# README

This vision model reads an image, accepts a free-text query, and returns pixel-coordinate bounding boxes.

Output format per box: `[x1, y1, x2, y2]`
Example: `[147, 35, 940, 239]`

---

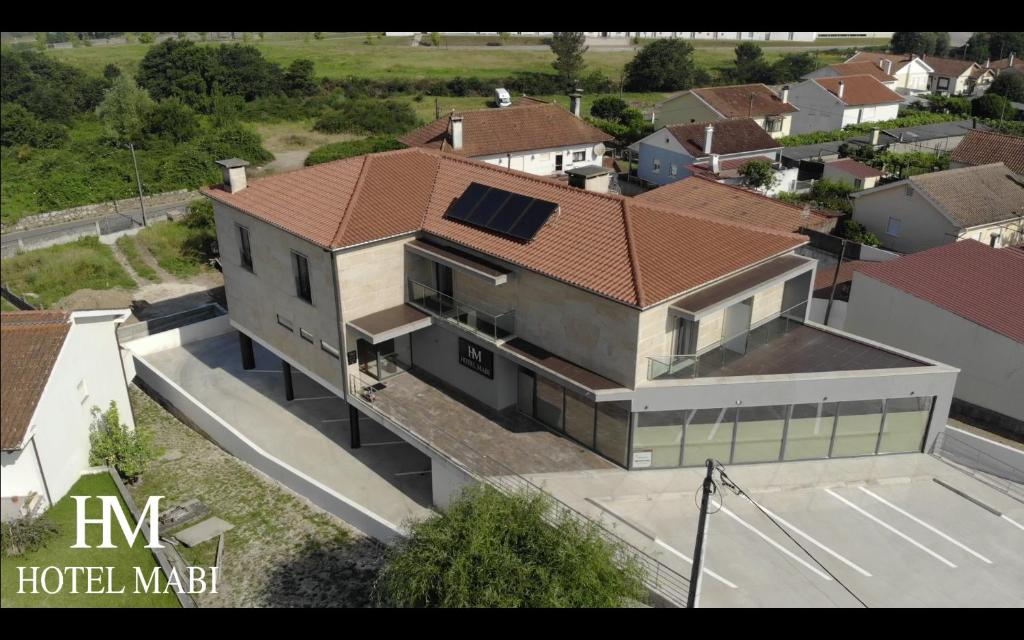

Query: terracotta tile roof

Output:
[1, 311, 71, 450]
[989, 57, 1024, 72]
[633, 176, 837, 233]
[854, 240, 1024, 343]
[919, 55, 983, 78]
[691, 84, 798, 118]
[846, 52, 918, 72]
[398, 100, 612, 158]
[905, 162, 1024, 228]
[665, 118, 780, 157]
[950, 130, 1024, 175]
[203, 148, 807, 309]
[814, 75, 904, 106]
[826, 62, 897, 83]
[827, 158, 884, 179]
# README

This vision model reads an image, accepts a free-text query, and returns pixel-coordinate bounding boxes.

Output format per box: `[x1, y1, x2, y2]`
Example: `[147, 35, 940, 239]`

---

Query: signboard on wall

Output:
[458, 338, 493, 379]
[632, 450, 653, 469]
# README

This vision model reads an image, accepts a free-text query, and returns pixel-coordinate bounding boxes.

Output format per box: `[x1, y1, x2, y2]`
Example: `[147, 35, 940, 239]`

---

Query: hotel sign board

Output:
[458, 338, 494, 379]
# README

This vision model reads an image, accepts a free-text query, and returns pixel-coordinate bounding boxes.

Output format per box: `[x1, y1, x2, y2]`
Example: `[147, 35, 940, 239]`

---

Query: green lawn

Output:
[1, 473, 180, 608]
[1, 297, 18, 311]
[136, 220, 214, 278]
[0, 236, 136, 307]
[115, 235, 160, 282]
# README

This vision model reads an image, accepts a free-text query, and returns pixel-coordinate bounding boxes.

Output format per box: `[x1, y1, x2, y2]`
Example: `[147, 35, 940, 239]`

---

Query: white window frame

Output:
[653, 157, 661, 174]
[886, 217, 902, 237]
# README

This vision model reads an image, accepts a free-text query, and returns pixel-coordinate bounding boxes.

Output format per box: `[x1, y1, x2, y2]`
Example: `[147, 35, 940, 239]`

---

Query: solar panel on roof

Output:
[444, 182, 558, 242]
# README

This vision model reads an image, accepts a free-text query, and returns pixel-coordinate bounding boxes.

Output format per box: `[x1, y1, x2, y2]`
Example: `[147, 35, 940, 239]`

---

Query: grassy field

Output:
[1, 473, 180, 608]
[115, 235, 160, 282]
[0, 236, 136, 307]
[136, 220, 213, 279]
[44, 35, 853, 81]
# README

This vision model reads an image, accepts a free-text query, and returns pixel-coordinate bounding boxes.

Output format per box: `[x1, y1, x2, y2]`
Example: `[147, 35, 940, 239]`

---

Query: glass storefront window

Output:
[878, 396, 932, 454]
[683, 408, 736, 467]
[634, 411, 685, 468]
[595, 401, 630, 467]
[535, 375, 564, 431]
[564, 388, 595, 448]
[784, 402, 836, 460]
[733, 405, 787, 463]
[832, 399, 884, 457]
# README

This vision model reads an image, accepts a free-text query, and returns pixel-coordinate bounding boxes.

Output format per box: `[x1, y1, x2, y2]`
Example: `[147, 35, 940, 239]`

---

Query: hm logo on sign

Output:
[72, 495, 164, 549]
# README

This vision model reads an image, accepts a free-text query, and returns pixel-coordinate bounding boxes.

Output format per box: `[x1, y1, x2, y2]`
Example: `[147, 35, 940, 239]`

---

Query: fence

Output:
[930, 429, 1024, 491]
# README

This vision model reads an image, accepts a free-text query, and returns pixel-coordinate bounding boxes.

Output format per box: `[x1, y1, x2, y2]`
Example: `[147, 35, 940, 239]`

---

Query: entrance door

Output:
[517, 367, 535, 417]
[555, 154, 563, 172]
[434, 263, 454, 299]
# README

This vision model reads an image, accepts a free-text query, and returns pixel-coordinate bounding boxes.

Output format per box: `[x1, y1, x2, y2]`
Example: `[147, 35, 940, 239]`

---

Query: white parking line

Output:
[711, 500, 832, 581]
[1001, 514, 1024, 532]
[858, 487, 993, 565]
[653, 539, 739, 589]
[826, 489, 957, 569]
[749, 500, 873, 577]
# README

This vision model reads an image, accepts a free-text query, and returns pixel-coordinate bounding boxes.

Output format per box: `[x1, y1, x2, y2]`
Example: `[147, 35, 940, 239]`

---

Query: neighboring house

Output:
[850, 162, 1024, 253]
[805, 61, 899, 90]
[986, 52, 1022, 75]
[398, 97, 612, 177]
[1, 309, 133, 521]
[822, 158, 884, 190]
[634, 118, 781, 186]
[685, 154, 801, 197]
[846, 240, 1024, 427]
[653, 84, 798, 138]
[787, 75, 904, 134]
[846, 51, 935, 94]
[917, 55, 995, 96]
[950, 129, 1024, 174]
[632, 175, 838, 233]
[200, 147, 955, 484]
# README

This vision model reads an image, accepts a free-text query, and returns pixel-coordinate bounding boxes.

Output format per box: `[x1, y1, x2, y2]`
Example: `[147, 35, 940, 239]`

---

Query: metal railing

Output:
[930, 430, 1024, 497]
[407, 279, 515, 342]
[648, 301, 808, 381]
[346, 367, 691, 607]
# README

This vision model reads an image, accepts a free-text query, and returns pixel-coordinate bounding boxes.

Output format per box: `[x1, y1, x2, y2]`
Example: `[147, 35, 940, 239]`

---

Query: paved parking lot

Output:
[535, 455, 1024, 607]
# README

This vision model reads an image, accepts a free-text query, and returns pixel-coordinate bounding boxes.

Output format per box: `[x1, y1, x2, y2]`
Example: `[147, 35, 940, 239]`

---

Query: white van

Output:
[494, 88, 512, 108]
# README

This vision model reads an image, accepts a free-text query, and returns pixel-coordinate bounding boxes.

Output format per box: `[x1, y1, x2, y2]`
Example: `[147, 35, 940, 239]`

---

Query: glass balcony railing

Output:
[407, 279, 515, 342]
[647, 301, 808, 381]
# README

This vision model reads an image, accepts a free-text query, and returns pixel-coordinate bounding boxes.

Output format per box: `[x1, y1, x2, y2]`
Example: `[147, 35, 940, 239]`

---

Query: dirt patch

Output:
[250, 121, 362, 176]
[127, 386, 387, 607]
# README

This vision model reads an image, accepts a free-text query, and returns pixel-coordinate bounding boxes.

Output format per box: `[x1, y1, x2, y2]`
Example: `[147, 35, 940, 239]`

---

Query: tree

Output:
[283, 58, 318, 97]
[95, 74, 154, 144]
[137, 39, 214, 107]
[144, 97, 200, 143]
[988, 70, 1024, 102]
[0, 103, 68, 148]
[498, 32, 511, 46]
[808, 178, 855, 215]
[624, 38, 708, 92]
[972, 92, 1015, 120]
[429, 32, 441, 47]
[103, 63, 122, 82]
[772, 52, 818, 83]
[731, 42, 774, 84]
[840, 220, 880, 247]
[890, 32, 949, 56]
[374, 485, 647, 608]
[550, 32, 588, 90]
[137, 32, 156, 45]
[739, 159, 779, 192]
[590, 95, 629, 121]
[965, 32, 1024, 63]
[34, 32, 47, 51]
[89, 401, 155, 482]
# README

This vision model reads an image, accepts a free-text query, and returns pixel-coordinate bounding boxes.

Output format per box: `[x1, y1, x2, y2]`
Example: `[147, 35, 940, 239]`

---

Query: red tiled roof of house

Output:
[827, 158, 884, 179]
[691, 84, 798, 118]
[989, 57, 1024, 72]
[919, 55, 983, 78]
[854, 240, 1024, 343]
[633, 175, 837, 233]
[1, 311, 71, 450]
[398, 100, 612, 158]
[846, 51, 917, 72]
[950, 130, 1024, 175]
[814, 259, 866, 292]
[903, 162, 1024, 228]
[202, 148, 806, 309]
[826, 62, 897, 83]
[665, 118, 780, 157]
[814, 75, 904, 106]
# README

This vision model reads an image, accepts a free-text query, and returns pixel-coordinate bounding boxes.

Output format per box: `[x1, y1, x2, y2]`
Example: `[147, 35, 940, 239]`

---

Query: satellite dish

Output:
[594, 143, 607, 156]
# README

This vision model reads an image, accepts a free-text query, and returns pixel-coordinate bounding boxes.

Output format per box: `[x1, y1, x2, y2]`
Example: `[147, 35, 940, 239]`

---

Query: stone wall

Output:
[3, 189, 197, 232]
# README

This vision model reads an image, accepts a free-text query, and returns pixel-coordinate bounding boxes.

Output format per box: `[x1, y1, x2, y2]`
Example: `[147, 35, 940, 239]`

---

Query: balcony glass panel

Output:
[682, 408, 735, 467]
[732, 405, 787, 463]
[407, 279, 514, 341]
[832, 399, 884, 457]
[784, 402, 837, 460]
[878, 396, 932, 453]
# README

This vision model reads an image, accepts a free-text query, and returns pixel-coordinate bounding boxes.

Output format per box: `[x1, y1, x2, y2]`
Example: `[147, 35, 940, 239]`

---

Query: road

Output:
[1, 197, 194, 257]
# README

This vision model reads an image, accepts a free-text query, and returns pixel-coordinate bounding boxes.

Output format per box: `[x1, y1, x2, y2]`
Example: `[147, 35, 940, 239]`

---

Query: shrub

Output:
[972, 92, 1015, 120]
[739, 159, 778, 191]
[590, 96, 629, 121]
[144, 97, 200, 143]
[989, 70, 1024, 102]
[1, 514, 59, 557]
[313, 99, 419, 135]
[183, 198, 215, 229]
[305, 136, 402, 166]
[374, 484, 647, 608]
[0, 103, 69, 148]
[840, 220, 881, 247]
[89, 401, 155, 482]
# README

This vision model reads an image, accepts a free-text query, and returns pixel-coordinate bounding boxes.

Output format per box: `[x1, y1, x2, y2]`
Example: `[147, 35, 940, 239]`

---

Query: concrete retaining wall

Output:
[121, 313, 232, 382]
[3, 189, 197, 232]
[129, 352, 405, 543]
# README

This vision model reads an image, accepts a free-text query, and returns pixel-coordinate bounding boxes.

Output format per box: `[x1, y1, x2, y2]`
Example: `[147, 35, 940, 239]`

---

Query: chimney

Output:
[569, 90, 582, 118]
[871, 128, 880, 146]
[882, 59, 893, 76]
[703, 123, 715, 155]
[781, 85, 790, 104]
[711, 153, 721, 174]
[215, 158, 249, 193]
[450, 115, 464, 151]
[985, 58, 991, 69]
[837, 80, 845, 100]
[1010, 52, 1016, 68]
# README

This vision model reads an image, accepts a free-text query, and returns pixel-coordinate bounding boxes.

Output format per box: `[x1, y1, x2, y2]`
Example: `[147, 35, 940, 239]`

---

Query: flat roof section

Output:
[347, 305, 432, 345]
[671, 255, 814, 316]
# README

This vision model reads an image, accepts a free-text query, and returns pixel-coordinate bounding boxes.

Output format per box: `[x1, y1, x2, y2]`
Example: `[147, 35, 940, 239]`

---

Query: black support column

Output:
[239, 333, 255, 370]
[349, 404, 361, 449]
[282, 360, 294, 401]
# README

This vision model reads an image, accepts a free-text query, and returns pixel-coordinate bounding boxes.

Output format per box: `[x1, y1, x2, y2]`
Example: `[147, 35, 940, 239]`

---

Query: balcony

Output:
[407, 278, 515, 342]
[648, 303, 925, 381]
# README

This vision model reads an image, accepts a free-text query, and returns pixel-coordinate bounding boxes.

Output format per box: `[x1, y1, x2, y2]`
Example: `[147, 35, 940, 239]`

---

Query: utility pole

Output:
[128, 142, 147, 227]
[687, 458, 715, 609]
